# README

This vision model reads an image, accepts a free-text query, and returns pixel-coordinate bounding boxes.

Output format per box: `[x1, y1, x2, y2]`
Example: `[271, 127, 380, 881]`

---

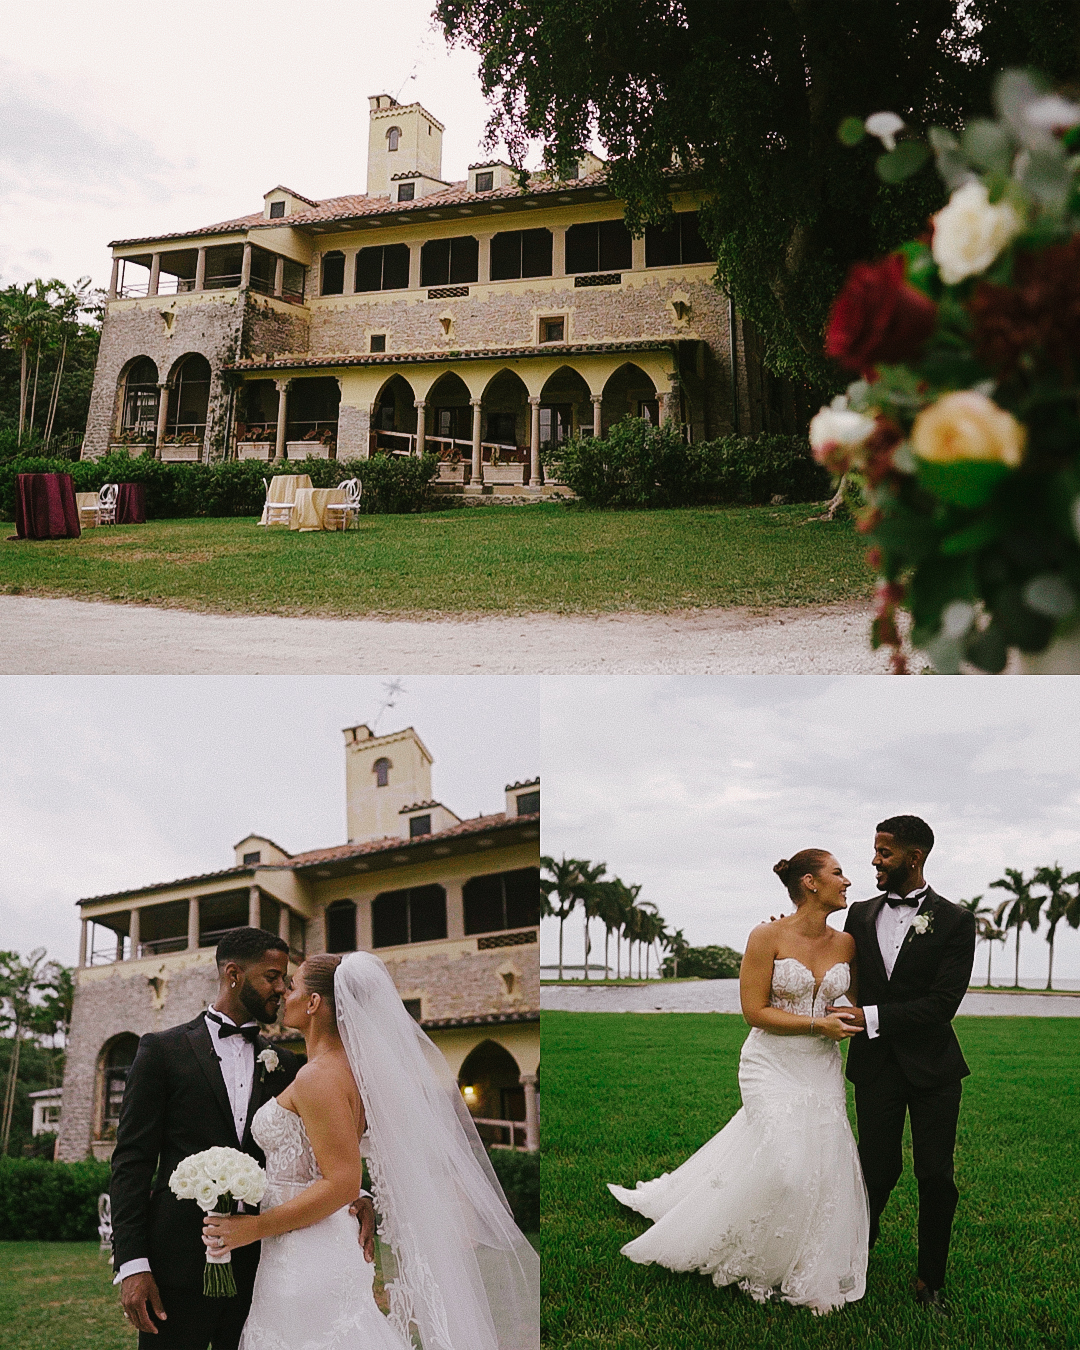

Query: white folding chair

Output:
[98, 1192, 113, 1256]
[262, 477, 294, 527]
[324, 478, 362, 531]
[96, 483, 118, 526]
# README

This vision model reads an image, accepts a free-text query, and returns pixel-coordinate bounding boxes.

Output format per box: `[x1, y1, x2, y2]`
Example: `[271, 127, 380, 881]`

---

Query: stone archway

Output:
[371, 374, 418, 454]
[457, 1038, 525, 1149]
[93, 1032, 140, 1158]
[600, 362, 659, 437]
[116, 356, 160, 445]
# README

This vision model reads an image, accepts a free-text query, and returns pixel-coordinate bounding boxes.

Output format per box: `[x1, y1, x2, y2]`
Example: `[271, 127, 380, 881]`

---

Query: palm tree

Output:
[990, 868, 1040, 988]
[662, 927, 690, 979]
[0, 948, 50, 1155]
[540, 855, 587, 982]
[593, 879, 628, 981]
[0, 283, 54, 445]
[576, 860, 608, 981]
[959, 895, 992, 986]
[1033, 864, 1073, 991]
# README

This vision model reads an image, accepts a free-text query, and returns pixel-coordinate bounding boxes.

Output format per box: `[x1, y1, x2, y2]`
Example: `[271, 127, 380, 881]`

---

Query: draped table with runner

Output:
[75, 492, 99, 528]
[14, 473, 81, 539]
[259, 474, 312, 526]
[116, 483, 147, 523]
[290, 487, 347, 531]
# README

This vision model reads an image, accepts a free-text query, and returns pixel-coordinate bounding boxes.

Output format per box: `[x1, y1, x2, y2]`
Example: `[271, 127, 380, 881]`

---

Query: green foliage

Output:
[486, 1148, 539, 1232]
[0, 1158, 111, 1241]
[547, 420, 831, 509]
[437, 0, 1080, 385]
[660, 945, 743, 980]
[0, 1040, 64, 1160]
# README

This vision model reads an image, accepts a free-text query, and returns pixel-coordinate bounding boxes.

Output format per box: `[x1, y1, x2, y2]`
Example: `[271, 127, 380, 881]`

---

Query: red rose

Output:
[825, 254, 938, 374]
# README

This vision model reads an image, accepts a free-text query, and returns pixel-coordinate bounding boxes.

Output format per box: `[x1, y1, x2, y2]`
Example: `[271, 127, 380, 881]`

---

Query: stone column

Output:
[467, 397, 483, 492]
[274, 257, 284, 298]
[660, 385, 679, 424]
[631, 233, 646, 272]
[521, 1073, 539, 1152]
[274, 380, 291, 460]
[78, 919, 88, 968]
[148, 253, 161, 297]
[590, 392, 603, 438]
[195, 247, 207, 291]
[155, 383, 170, 458]
[128, 907, 140, 960]
[408, 241, 421, 291]
[343, 250, 356, 297]
[527, 396, 541, 492]
[356, 897, 373, 951]
[240, 242, 253, 290]
[278, 904, 291, 946]
[477, 234, 492, 283]
[414, 400, 427, 457]
[248, 886, 260, 929]
[552, 227, 567, 278]
[187, 898, 200, 951]
[108, 257, 120, 300]
[444, 881, 465, 940]
[115, 931, 125, 962]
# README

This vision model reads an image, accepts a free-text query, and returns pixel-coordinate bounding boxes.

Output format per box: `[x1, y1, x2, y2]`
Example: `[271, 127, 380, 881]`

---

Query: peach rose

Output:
[911, 390, 1026, 467]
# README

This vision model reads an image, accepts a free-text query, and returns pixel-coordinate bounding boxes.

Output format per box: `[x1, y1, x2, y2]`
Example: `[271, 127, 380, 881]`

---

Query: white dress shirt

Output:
[116, 1006, 258, 1284]
[864, 886, 928, 1040]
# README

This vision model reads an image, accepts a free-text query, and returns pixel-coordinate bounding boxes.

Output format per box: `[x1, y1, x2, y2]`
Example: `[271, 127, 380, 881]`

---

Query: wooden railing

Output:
[472, 1118, 529, 1151]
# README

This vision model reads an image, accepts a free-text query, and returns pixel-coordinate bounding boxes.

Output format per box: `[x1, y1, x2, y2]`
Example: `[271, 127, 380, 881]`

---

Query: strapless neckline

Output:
[773, 956, 849, 998]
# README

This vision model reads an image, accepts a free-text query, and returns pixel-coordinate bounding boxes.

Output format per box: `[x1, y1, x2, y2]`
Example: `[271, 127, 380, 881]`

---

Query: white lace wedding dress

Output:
[608, 959, 869, 1315]
[239, 1098, 409, 1350]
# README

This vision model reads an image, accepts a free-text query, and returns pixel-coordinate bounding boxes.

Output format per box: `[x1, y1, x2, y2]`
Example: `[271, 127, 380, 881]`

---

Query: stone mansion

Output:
[82, 93, 804, 490]
[57, 725, 540, 1162]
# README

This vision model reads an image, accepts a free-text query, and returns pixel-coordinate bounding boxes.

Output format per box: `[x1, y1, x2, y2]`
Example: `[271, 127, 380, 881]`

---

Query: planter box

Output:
[286, 441, 332, 460]
[160, 443, 202, 462]
[238, 442, 273, 460]
[484, 463, 527, 486]
[437, 462, 468, 483]
[108, 444, 152, 456]
[91, 1140, 116, 1162]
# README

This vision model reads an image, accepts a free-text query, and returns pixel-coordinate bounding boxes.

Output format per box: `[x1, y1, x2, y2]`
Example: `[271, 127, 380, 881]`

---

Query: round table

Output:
[14, 473, 81, 539]
[290, 487, 348, 531]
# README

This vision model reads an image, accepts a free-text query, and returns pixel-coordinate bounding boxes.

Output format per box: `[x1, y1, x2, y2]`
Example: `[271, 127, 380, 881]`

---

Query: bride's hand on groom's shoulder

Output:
[348, 1195, 376, 1263]
[203, 1211, 262, 1255]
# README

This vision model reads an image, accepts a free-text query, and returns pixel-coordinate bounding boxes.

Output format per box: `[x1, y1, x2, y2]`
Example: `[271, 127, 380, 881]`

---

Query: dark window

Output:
[474, 171, 494, 193]
[486, 411, 517, 444]
[565, 219, 633, 274]
[387, 127, 400, 151]
[402, 998, 422, 1021]
[645, 211, 714, 268]
[516, 790, 540, 815]
[243, 851, 261, 865]
[325, 899, 357, 954]
[539, 316, 564, 344]
[370, 334, 386, 353]
[420, 236, 479, 287]
[268, 201, 285, 219]
[539, 405, 572, 447]
[639, 399, 660, 424]
[102, 1034, 140, 1134]
[122, 357, 160, 437]
[321, 251, 345, 295]
[409, 814, 432, 838]
[374, 757, 391, 787]
[282, 259, 305, 302]
[356, 244, 411, 292]
[372, 885, 447, 947]
[398, 182, 415, 202]
[490, 229, 552, 281]
[463, 868, 541, 935]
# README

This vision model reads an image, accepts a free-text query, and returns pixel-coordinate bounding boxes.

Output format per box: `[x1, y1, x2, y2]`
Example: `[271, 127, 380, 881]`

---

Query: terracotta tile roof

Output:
[422, 1010, 539, 1029]
[290, 810, 537, 868]
[109, 212, 267, 249]
[266, 185, 321, 207]
[79, 864, 256, 906]
[226, 339, 675, 373]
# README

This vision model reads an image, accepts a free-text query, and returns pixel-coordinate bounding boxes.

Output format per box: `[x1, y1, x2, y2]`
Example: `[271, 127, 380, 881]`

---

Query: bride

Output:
[203, 951, 539, 1350]
[608, 849, 870, 1315]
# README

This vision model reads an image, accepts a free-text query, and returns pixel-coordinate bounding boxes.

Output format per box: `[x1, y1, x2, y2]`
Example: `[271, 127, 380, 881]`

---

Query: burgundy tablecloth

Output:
[14, 473, 81, 540]
[116, 482, 146, 524]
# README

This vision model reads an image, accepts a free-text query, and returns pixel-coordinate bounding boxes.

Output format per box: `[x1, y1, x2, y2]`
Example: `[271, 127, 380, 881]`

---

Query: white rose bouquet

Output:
[169, 1146, 267, 1297]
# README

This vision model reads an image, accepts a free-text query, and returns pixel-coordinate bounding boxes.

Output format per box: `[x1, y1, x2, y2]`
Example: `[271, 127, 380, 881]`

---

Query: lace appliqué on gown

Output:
[238, 1099, 408, 1350]
[608, 960, 869, 1316]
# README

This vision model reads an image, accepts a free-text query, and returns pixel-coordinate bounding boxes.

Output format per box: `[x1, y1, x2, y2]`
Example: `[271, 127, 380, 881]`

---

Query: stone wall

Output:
[381, 941, 539, 1024]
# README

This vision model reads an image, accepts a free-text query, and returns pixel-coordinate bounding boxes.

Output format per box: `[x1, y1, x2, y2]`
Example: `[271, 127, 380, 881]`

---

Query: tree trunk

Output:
[584, 915, 591, 981]
[1014, 927, 1020, 988]
[986, 942, 992, 988]
[1, 1024, 23, 1156]
[28, 344, 41, 435]
[558, 917, 564, 981]
[45, 336, 68, 446]
[604, 929, 610, 981]
[18, 345, 28, 444]
[1047, 932, 1055, 991]
[818, 473, 848, 521]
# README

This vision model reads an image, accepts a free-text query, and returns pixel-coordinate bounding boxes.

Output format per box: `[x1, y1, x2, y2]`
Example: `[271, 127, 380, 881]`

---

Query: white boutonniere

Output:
[257, 1048, 279, 1079]
[912, 912, 933, 936]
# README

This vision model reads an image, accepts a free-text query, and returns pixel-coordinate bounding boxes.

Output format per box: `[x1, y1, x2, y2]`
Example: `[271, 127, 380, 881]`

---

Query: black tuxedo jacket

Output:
[843, 889, 976, 1091]
[110, 1012, 300, 1288]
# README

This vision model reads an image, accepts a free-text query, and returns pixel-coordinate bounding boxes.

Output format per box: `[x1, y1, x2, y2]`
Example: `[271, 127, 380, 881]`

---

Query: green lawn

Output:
[0, 1242, 135, 1350]
[0, 504, 872, 616]
[541, 1013, 1079, 1350]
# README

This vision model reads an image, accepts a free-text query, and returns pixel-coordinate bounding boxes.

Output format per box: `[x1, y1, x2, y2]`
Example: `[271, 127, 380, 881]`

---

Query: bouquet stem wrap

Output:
[203, 1197, 238, 1298]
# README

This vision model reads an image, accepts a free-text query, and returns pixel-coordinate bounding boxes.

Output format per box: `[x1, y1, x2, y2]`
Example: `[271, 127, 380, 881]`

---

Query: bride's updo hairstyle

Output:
[300, 953, 343, 1028]
[773, 849, 833, 903]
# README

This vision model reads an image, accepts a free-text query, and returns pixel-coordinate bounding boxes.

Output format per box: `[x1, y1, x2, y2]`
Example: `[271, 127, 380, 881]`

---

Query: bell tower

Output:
[343, 724, 434, 843]
[366, 94, 446, 199]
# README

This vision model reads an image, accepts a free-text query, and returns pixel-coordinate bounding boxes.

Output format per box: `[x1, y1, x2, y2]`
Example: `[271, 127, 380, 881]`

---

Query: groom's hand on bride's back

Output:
[349, 1195, 376, 1263]
[120, 1271, 166, 1334]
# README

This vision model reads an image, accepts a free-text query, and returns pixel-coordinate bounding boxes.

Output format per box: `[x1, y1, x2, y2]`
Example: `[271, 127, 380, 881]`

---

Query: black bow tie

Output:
[208, 1013, 261, 1044]
[886, 891, 926, 909]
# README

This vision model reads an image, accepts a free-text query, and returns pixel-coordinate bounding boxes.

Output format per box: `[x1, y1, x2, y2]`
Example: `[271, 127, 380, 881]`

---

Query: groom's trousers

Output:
[854, 1058, 962, 1291]
[138, 1253, 258, 1350]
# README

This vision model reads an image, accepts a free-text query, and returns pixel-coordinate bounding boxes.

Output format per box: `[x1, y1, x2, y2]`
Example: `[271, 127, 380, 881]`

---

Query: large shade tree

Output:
[437, 0, 1080, 385]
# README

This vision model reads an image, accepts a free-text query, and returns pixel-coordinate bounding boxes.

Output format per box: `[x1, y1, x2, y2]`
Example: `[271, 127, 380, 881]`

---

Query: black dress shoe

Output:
[915, 1286, 949, 1317]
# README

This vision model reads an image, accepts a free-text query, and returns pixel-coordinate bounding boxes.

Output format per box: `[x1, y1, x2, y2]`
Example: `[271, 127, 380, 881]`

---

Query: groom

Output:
[111, 927, 375, 1349]
[828, 815, 976, 1317]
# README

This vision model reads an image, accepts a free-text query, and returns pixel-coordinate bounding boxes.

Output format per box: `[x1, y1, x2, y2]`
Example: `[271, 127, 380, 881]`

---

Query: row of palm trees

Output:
[962, 864, 1080, 990]
[540, 855, 689, 981]
[0, 277, 96, 447]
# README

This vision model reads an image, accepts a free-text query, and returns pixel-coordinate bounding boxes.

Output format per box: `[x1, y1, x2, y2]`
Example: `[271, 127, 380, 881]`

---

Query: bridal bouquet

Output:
[169, 1146, 267, 1296]
[813, 70, 1080, 673]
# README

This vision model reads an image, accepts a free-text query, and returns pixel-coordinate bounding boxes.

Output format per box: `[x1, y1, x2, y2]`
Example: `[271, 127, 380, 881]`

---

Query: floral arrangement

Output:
[912, 913, 933, 936]
[812, 70, 1080, 673]
[169, 1146, 266, 1296]
[256, 1048, 279, 1079]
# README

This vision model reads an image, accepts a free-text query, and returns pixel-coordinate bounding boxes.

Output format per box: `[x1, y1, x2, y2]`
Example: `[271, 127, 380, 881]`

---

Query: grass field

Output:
[541, 1013, 1079, 1350]
[0, 504, 872, 616]
[0, 1242, 135, 1350]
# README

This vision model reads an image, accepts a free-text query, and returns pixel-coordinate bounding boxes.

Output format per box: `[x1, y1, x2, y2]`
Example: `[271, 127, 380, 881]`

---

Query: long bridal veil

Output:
[334, 952, 540, 1350]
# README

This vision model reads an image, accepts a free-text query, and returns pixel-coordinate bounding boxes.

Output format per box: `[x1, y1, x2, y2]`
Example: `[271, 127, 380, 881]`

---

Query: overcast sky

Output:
[0, 676, 538, 967]
[1, 0, 549, 291]
[541, 677, 1080, 985]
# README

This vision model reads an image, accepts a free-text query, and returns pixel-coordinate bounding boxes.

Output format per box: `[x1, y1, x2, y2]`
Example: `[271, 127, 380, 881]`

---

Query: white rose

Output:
[257, 1049, 280, 1074]
[194, 1178, 221, 1211]
[809, 398, 877, 455]
[931, 180, 1023, 285]
[912, 915, 930, 935]
[169, 1164, 197, 1200]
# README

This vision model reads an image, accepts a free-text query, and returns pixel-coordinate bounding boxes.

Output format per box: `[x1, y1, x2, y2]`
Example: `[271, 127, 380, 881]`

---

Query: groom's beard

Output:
[239, 982, 278, 1026]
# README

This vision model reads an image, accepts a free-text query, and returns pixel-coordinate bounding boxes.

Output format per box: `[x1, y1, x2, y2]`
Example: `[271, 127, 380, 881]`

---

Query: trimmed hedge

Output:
[544, 418, 831, 509]
[487, 1148, 539, 1233]
[0, 451, 439, 521]
[0, 1157, 111, 1241]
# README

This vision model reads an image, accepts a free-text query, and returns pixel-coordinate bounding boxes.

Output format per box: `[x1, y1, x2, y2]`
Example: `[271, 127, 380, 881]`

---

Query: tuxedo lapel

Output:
[242, 1035, 272, 1145]
[861, 895, 891, 988]
[888, 890, 937, 982]
[185, 1016, 240, 1146]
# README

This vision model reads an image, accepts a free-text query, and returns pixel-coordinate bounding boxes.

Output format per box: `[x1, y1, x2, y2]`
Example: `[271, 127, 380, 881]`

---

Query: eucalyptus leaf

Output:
[925, 634, 963, 674]
[962, 119, 1013, 173]
[1022, 573, 1076, 619]
[876, 141, 930, 183]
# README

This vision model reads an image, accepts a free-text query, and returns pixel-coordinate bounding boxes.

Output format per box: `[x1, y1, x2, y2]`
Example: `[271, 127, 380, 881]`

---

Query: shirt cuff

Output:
[114, 1257, 151, 1285]
[864, 1005, 880, 1039]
